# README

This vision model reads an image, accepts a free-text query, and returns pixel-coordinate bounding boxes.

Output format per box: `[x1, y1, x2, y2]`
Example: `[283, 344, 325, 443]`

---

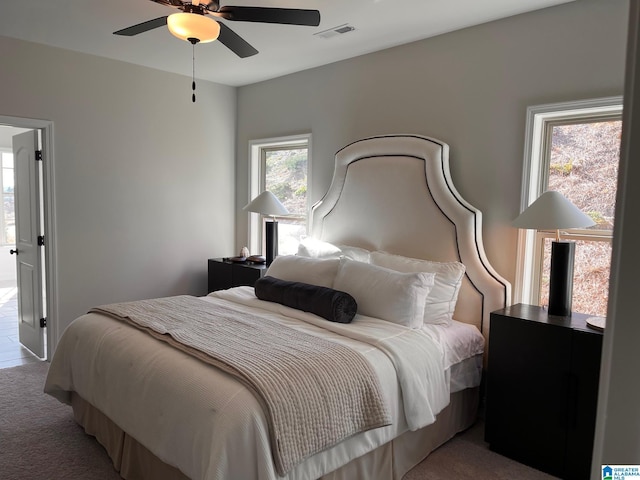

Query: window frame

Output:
[515, 96, 623, 305]
[247, 133, 312, 256]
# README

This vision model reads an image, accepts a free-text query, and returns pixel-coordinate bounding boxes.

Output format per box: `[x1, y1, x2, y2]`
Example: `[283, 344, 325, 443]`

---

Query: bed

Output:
[45, 134, 511, 480]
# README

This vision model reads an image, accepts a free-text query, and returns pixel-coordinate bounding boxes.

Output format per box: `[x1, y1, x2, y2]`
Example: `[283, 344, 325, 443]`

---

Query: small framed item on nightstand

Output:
[208, 258, 267, 293]
[485, 303, 603, 480]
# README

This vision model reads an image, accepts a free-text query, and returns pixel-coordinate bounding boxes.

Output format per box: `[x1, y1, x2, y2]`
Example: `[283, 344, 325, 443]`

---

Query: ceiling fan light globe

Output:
[167, 13, 220, 43]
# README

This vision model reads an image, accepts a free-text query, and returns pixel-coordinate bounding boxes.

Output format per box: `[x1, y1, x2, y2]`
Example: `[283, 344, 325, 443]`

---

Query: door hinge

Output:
[35, 150, 43, 161]
[37, 235, 45, 246]
[40, 318, 47, 328]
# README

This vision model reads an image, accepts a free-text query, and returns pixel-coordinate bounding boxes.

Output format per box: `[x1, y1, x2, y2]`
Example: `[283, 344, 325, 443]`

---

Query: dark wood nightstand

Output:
[485, 303, 603, 480]
[207, 258, 267, 293]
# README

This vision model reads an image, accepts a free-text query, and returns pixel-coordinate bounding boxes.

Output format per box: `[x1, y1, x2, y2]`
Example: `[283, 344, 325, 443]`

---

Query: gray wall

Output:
[0, 35, 237, 344]
[235, 0, 628, 289]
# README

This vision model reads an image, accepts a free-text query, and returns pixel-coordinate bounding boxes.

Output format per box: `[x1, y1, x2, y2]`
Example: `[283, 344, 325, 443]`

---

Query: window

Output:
[0, 151, 15, 246]
[248, 134, 311, 256]
[517, 97, 622, 317]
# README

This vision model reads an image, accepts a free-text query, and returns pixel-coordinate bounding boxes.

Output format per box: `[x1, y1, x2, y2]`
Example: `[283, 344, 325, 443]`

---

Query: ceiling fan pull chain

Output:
[192, 40, 196, 103]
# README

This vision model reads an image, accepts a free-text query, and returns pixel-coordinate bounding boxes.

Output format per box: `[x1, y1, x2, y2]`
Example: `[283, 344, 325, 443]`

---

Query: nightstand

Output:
[207, 258, 267, 293]
[485, 303, 603, 480]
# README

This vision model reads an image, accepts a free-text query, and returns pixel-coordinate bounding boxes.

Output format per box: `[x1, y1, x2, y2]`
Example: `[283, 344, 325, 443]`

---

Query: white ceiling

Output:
[1, 0, 573, 87]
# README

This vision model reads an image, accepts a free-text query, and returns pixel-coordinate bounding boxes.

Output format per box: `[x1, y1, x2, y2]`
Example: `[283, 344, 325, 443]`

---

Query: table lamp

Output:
[512, 190, 595, 316]
[243, 191, 289, 265]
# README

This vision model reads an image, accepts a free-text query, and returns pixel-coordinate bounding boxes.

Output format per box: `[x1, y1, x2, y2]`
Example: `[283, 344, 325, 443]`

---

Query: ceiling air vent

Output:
[314, 24, 356, 40]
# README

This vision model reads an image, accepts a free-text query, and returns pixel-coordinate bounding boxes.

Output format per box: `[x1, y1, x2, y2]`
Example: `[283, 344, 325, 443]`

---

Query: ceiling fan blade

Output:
[149, 0, 184, 7]
[113, 16, 168, 36]
[217, 22, 259, 58]
[216, 6, 320, 26]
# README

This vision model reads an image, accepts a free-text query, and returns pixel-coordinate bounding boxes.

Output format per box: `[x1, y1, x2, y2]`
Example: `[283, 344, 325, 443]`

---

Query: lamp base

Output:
[265, 220, 278, 266]
[548, 241, 575, 317]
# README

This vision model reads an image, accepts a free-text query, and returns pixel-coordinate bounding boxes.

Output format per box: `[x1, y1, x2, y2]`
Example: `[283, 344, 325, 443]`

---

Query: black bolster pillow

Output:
[254, 276, 358, 324]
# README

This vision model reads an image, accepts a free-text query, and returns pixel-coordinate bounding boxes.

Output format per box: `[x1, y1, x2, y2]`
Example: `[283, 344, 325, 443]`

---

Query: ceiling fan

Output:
[113, 0, 321, 58]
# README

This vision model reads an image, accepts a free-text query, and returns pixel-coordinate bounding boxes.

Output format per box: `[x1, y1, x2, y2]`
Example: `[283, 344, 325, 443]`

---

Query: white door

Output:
[12, 130, 45, 358]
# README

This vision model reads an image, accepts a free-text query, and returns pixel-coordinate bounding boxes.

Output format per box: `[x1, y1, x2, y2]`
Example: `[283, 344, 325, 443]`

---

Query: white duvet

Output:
[45, 287, 469, 480]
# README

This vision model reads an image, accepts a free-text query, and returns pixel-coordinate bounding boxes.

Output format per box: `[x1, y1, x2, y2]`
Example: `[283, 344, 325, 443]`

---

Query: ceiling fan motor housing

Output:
[203, 1, 220, 12]
[183, 3, 206, 15]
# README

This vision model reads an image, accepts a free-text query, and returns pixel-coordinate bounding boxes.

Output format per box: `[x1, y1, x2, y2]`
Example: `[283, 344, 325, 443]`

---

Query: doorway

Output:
[0, 130, 38, 368]
[0, 117, 56, 368]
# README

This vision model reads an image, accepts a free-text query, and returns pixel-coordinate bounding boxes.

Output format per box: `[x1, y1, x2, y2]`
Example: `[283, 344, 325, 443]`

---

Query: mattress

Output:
[421, 319, 485, 392]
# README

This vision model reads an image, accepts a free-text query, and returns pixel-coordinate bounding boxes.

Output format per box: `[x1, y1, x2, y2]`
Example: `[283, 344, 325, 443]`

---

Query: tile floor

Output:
[0, 286, 42, 369]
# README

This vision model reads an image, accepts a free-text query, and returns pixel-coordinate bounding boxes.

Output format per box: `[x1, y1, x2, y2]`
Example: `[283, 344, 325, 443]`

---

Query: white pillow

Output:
[297, 237, 371, 263]
[333, 258, 435, 329]
[296, 237, 342, 258]
[370, 251, 466, 325]
[266, 255, 340, 288]
[338, 245, 371, 263]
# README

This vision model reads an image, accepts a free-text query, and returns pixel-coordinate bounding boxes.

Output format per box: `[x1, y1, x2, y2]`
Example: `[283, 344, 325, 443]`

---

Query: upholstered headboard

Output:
[310, 135, 511, 340]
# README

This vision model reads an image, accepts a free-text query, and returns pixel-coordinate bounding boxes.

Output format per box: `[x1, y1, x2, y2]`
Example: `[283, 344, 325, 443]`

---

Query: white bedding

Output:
[421, 319, 485, 370]
[421, 319, 485, 393]
[45, 287, 479, 480]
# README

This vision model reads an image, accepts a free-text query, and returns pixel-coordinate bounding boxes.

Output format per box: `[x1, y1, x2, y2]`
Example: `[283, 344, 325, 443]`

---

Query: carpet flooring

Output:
[0, 362, 558, 480]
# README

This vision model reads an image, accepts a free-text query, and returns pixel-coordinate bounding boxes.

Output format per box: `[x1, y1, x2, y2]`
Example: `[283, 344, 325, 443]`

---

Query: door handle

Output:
[9, 249, 18, 255]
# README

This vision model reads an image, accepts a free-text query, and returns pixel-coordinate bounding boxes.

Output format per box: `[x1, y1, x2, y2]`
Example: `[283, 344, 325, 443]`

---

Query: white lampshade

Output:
[512, 191, 595, 231]
[167, 13, 220, 43]
[243, 191, 290, 217]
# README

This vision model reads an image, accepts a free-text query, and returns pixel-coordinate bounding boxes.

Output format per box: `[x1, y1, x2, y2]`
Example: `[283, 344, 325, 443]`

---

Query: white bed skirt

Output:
[71, 386, 479, 480]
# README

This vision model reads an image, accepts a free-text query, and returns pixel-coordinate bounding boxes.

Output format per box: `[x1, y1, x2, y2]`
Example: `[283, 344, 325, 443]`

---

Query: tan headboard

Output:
[310, 135, 511, 340]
